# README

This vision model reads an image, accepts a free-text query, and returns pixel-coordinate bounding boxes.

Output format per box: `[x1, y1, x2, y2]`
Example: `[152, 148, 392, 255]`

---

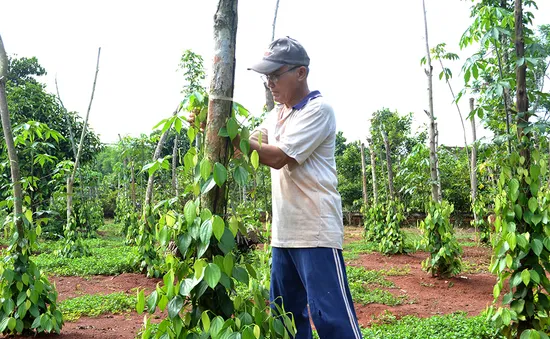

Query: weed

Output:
[59, 292, 136, 322]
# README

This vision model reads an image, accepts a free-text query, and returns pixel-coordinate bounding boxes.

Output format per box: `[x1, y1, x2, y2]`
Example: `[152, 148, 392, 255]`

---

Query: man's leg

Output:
[291, 247, 362, 339]
[270, 247, 312, 339]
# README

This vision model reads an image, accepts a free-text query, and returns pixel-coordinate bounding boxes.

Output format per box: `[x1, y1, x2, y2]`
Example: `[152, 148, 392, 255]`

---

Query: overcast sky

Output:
[1, 0, 549, 146]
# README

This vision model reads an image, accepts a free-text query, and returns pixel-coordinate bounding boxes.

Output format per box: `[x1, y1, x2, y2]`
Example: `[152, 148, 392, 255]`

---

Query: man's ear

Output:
[297, 66, 308, 80]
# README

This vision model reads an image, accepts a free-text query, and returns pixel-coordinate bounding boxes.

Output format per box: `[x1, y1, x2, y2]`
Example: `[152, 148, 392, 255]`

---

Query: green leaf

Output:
[530, 270, 541, 284]
[522, 269, 531, 286]
[509, 178, 520, 198]
[223, 254, 234, 276]
[229, 216, 239, 237]
[200, 159, 212, 181]
[219, 228, 236, 254]
[137, 290, 145, 314]
[168, 295, 184, 319]
[543, 237, 550, 251]
[532, 238, 544, 256]
[232, 266, 249, 285]
[234, 166, 249, 186]
[147, 291, 158, 314]
[3, 269, 14, 283]
[179, 278, 199, 297]
[212, 216, 225, 241]
[184, 200, 197, 226]
[506, 233, 517, 251]
[519, 329, 540, 339]
[205, 264, 222, 289]
[227, 118, 238, 140]
[202, 311, 211, 332]
[251, 150, 259, 170]
[501, 308, 511, 325]
[528, 197, 538, 213]
[159, 226, 170, 247]
[3, 298, 14, 314]
[200, 219, 213, 244]
[240, 139, 251, 156]
[218, 127, 229, 137]
[177, 234, 192, 257]
[7, 317, 16, 331]
[505, 254, 513, 268]
[201, 177, 217, 195]
[187, 126, 197, 143]
[530, 164, 540, 181]
[213, 163, 227, 187]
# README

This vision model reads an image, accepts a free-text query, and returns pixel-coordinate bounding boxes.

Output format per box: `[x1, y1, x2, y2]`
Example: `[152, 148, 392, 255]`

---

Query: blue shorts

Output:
[270, 247, 362, 339]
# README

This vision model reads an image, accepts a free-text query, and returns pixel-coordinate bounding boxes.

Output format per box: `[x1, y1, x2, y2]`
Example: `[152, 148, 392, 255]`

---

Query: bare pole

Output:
[367, 137, 378, 205]
[469, 98, 478, 223]
[360, 142, 368, 208]
[67, 47, 101, 224]
[422, 0, 442, 202]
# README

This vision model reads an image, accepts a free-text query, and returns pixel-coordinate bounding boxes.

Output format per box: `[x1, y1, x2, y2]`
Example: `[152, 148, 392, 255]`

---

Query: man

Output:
[244, 37, 362, 339]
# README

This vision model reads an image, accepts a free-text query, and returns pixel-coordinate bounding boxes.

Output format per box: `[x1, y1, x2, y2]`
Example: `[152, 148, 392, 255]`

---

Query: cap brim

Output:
[247, 59, 284, 74]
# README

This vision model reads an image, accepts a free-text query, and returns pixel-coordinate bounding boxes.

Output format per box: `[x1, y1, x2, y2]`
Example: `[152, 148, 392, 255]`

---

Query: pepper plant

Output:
[136, 91, 295, 338]
[419, 200, 462, 278]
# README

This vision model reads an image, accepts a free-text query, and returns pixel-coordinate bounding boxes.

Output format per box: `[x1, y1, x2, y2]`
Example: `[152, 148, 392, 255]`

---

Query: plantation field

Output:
[1, 222, 502, 339]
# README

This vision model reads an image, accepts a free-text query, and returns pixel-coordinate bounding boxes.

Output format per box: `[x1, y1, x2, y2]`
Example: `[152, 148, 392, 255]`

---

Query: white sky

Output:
[1, 0, 549, 146]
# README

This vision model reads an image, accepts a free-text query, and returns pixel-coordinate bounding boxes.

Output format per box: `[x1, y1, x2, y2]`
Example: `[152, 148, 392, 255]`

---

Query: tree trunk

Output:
[469, 98, 478, 222]
[203, 0, 238, 216]
[500, 0, 513, 154]
[380, 128, 395, 201]
[515, 0, 531, 224]
[367, 138, 378, 205]
[67, 47, 101, 223]
[360, 143, 368, 208]
[422, 0, 441, 203]
[0, 35, 24, 240]
[171, 134, 179, 197]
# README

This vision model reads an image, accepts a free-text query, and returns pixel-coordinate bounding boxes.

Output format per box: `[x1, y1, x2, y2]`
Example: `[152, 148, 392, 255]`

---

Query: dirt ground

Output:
[3, 227, 497, 339]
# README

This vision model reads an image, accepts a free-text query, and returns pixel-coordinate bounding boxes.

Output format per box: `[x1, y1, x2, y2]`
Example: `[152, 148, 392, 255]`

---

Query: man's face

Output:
[264, 65, 300, 105]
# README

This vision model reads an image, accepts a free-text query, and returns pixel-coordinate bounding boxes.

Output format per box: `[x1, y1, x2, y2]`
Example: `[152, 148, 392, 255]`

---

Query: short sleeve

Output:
[275, 101, 335, 165]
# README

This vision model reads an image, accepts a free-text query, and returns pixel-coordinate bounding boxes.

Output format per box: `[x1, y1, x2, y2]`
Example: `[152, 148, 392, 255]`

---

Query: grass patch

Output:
[379, 265, 410, 276]
[33, 245, 140, 276]
[361, 312, 502, 338]
[343, 240, 376, 260]
[346, 266, 406, 306]
[59, 292, 136, 321]
[462, 259, 490, 274]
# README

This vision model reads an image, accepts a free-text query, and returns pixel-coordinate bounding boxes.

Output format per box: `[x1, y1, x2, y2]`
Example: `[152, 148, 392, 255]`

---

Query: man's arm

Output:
[233, 135, 296, 170]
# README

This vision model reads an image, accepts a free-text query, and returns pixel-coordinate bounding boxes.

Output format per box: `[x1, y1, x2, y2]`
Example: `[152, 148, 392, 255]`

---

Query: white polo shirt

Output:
[251, 91, 344, 249]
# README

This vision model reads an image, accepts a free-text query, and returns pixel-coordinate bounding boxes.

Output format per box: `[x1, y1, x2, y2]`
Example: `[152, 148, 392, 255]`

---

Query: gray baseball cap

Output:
[248, 37, 310, 74]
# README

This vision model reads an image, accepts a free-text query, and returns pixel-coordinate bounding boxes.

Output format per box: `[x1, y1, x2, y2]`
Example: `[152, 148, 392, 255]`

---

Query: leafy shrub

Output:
[364, 201, 405, 254]
[420, 200, 462, 278]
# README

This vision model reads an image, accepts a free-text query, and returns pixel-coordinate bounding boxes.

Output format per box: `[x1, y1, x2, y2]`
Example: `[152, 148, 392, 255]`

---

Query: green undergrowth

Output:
[59, 292, 136, 322]
[32, 242, 140, 276]
[361, 312, 503, 339]
[347, 266, 407, 306]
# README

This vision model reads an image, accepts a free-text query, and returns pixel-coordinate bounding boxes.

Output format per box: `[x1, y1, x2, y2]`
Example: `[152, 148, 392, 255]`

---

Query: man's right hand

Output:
[187, 109, 206, 132]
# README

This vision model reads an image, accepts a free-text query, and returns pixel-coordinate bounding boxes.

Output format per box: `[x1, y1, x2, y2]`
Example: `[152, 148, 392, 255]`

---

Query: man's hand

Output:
[187, 108, 206, 132]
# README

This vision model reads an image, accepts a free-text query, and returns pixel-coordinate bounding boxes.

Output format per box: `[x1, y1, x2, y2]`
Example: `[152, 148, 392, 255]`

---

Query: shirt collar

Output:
[292, 90, 322, 110]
